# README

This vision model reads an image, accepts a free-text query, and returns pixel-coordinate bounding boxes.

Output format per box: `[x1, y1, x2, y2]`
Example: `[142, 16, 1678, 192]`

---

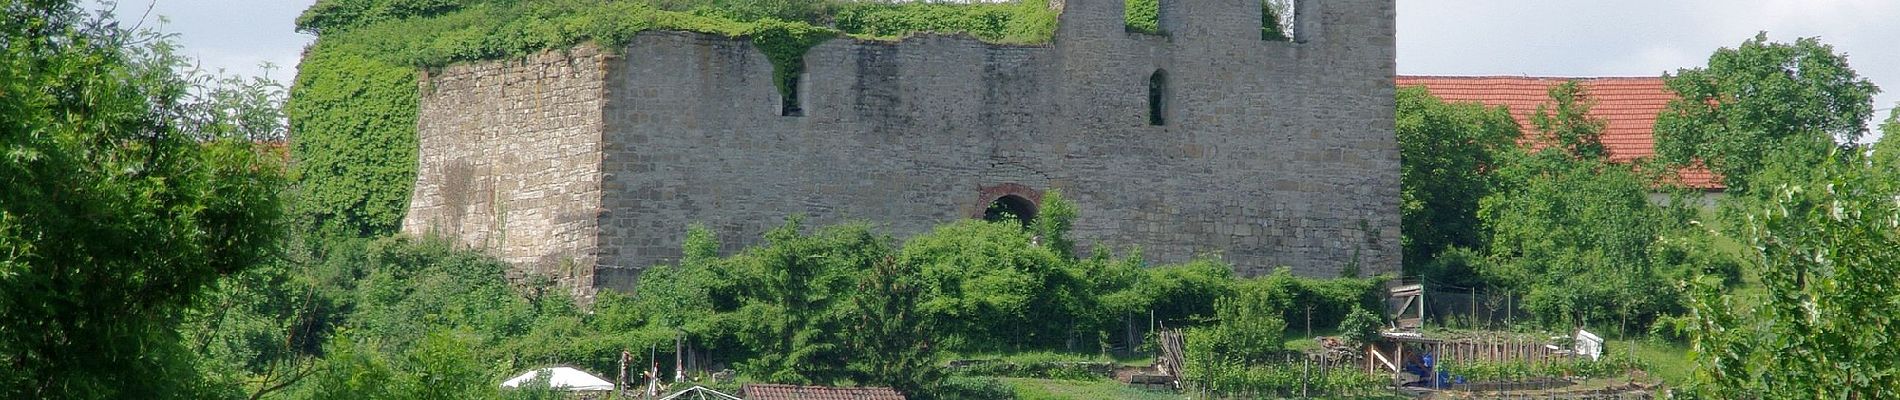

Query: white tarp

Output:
[1574, 329, 1604, 361]
[501, 366, 616, 391]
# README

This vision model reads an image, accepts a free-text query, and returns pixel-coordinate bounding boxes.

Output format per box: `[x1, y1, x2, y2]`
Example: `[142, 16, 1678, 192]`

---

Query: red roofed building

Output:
[1396, 76, 1723, 191]
[741, 384, 907, 400]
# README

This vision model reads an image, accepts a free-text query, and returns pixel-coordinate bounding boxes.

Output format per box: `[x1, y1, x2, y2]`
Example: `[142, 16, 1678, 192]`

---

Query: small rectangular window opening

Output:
[1148, 70, 1167, 126]
[780, 76, 803, 117]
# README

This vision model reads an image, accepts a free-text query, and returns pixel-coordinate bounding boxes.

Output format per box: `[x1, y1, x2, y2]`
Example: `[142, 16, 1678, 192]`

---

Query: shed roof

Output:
[1396, 75, 1722, 190]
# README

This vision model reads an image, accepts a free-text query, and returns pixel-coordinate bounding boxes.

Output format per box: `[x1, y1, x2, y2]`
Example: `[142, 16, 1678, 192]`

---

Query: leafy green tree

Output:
[1479, 150, 1691, 332]
[845, 256, 942, 399]
[1, 2, 286, 398]
[730, 218, 887, 384]
[285, 47, 418, 238]
[1182, 288, 1289, 394]
[1130, 258, 1237, 327]
[1029, 189, 1078, 259]
[1530, 81, 1609, 160]
[1871, 107, 1900, 172]
[1471, 83, 1729, 334]
[1195, 290, 1287, 363]
[900, 219, 1079, 352]
[1394, 86, 1519, 276]
[1336, 306, 1381, 346]
[1686, 148, 1900, 398]
[1655, 33, 1881, 192]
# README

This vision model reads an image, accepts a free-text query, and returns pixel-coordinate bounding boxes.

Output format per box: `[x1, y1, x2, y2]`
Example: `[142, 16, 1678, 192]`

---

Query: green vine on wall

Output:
[286, 0, 1059, 237]
[745, 19, 838, 115]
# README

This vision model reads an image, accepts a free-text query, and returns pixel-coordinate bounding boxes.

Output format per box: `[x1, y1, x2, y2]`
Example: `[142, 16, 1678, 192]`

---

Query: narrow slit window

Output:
[1149, 70, 1167, 126]
[780, 74, 803, 117]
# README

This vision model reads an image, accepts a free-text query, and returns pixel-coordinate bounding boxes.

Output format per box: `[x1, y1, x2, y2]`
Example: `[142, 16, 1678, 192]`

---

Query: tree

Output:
[1531, 81, 1608, 160]
[731, 218, 887, 384]
[845, 256, 942, 398]
[900, 219, 1079, 352]
[1029, 189, 1078, 259]
[1476, 84, 1705, 332]
[1479, 151, 1690, 331]
[1394, 86, 1520, 276]
[1871, 107, 1900, 172]
[1686, 148, 1900, 398]
[1, 1, 286, 397]
[1654, 33, 1881, 192]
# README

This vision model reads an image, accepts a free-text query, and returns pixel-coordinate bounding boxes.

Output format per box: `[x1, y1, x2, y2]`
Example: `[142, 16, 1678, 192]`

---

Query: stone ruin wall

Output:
[404, 47, 608, 295]
[404, 0, 1399, 295]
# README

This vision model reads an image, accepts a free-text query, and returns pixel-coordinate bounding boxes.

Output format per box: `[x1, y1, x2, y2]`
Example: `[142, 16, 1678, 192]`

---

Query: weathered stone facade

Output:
[404, 0, 1399, 296]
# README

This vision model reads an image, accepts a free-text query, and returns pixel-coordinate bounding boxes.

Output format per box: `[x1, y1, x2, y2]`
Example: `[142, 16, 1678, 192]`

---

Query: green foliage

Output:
[1260, 0, 1292, 41]
[1872, 107, 1900, 173]
[1467, 83, 1729, 335]
[1188, 290, 1288, 365]
[1655, 33, 1880, 192]
[285, 47, 417, 237]
[295, 0, 462, 35]
[730, 218, 890, 384]
[1395, 86, 1520, 278]
[832, 0, 1057, 43]
[0, 2, 287, 398]
[1122, 257, 1236, 326]
[847, 254, 943, 396]
[1337, 306, 1382, 346]
[1030, 189, 1079, 259]
[1184, 359, 1388, 397]
[1123, 0, 1290, 39]
[294, 329, 498, 400]
[745, 18, 837, 113]
[938, 376, 1017, 400]
[290, 0, 1068, 239]
[1246, 267, 1385, 333]
[1685, 148, 1900, 398]
[1530, 81, 1609, 160]
[1124, 0, 1158, 34]
[1440, 351, 1645, 382]
[902, 219, 1080, 352]
[239, 235, 619, 399]
[1003, 377, 1184, 400]
[1478, 149, 1696, 332]
[948, 356, 1110, 381]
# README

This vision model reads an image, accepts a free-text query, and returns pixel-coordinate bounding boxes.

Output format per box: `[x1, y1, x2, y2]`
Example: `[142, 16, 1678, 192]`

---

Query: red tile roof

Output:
[742, 384, 907, 400]
[1396, 76, 1723, 190]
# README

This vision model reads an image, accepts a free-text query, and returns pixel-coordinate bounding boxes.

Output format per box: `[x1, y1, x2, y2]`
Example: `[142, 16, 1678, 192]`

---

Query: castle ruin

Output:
[401, 0, 1399, 295]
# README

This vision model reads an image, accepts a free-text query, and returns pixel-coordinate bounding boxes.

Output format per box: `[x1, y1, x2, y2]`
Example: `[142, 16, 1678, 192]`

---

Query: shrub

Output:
[936, 376, 1016, 400]
[901, 219, 1080, 352]
[1338, 305, 1382, 346]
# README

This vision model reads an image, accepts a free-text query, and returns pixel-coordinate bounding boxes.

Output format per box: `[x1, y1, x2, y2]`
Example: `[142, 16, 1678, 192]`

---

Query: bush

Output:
[936, 376, 1017, 400]
[1187, 290, 1287, 365]
[1130, 258, 1238, 327]
[948, 358, 1110, 381]
[901, 219, 1081, 352]
[1338, 306, 1382, 346]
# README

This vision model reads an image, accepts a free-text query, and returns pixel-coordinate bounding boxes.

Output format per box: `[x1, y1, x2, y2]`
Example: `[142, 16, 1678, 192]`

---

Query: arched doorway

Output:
[983, 195, 1038, 226]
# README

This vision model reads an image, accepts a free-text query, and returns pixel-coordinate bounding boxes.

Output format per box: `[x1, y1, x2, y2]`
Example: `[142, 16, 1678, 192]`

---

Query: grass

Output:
[1282, 327, 1343, 352]
[1004, 377, 1186, 400]
[1609, 339, 1694, 386]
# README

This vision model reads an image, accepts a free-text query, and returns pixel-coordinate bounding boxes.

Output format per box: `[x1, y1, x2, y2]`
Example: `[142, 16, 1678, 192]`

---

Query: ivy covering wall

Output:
[287, 0, 1283, 236]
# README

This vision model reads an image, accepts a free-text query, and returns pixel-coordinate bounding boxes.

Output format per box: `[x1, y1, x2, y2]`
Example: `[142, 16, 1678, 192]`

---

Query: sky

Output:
[1398, 0, 1900, 138]
[110, 0, 1898, 131]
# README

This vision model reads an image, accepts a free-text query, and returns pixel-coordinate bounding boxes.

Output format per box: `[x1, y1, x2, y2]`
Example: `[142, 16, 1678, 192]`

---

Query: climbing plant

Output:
[289, 0, 1064, 237]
